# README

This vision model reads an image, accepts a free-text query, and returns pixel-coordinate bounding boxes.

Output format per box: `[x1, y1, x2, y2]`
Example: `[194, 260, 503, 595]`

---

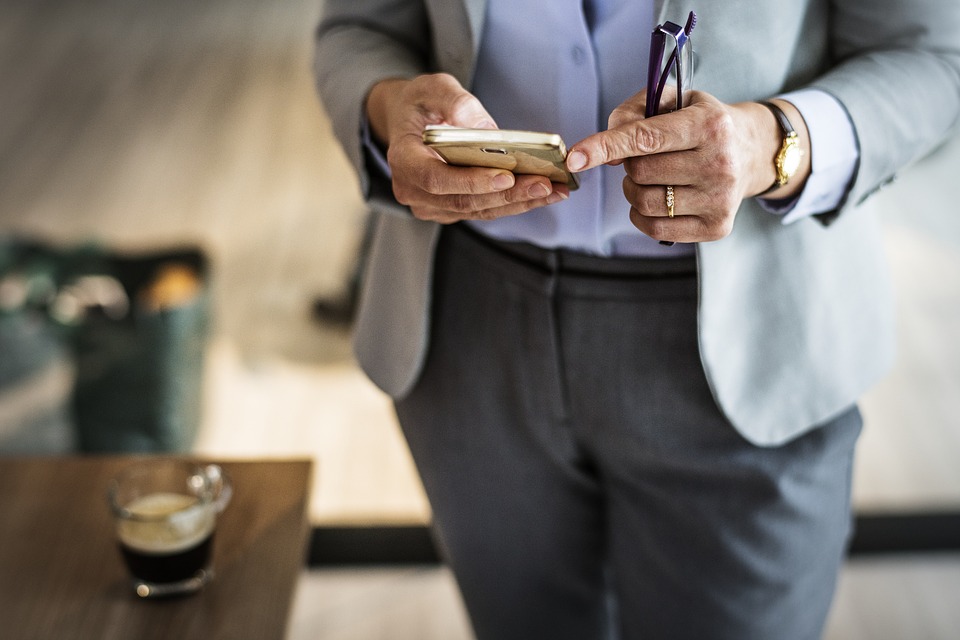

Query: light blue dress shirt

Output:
[466, 0, 859, 257]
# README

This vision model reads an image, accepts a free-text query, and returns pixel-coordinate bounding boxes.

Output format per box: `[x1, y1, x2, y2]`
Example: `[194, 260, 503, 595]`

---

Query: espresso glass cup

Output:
[108, 459, 231, 598]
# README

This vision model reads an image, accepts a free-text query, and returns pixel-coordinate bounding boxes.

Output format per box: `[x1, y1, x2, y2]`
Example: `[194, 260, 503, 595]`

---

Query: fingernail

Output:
[547, 191, 567, 204]
[567, 150, 587, 172]
[529, 183, 550, 198]
[493, 173, 514, 190]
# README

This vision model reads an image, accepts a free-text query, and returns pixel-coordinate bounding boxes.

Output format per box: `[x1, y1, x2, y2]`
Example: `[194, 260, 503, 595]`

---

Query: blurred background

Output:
[1, 0, 958, 638]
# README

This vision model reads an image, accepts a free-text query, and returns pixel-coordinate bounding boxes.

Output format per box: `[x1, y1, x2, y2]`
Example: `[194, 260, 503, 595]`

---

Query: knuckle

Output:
[473, 207, 501, 221]
[700, 113, 741, 185]
[646, 217, 669, 239]
[446, 193, 474, 213]
[504, 201, 538, 218]
[409, 205, 436, 222]
[392, 182, 413, 206]
[718, 220, 735, 239]
[413, 203, 458, 224]
[703, 214, 735, 241]
[704, 109, 735, 144]
[631, 126, 664, 154]
[723, 191, 742, 213]
[385, 144, 404, 171]
[622, 179, 646, 210]
[713, 154, 739, 184]
[493, 185, 521, 205]
[594, 137, 618, 164]
[623, 157, 645, 182]
[427, 71, 453, 85]
[702, 225, 724, 242]
[608, 105, 632, 129]
[707, 186, 741, 217]
[417, 167, 445, 196]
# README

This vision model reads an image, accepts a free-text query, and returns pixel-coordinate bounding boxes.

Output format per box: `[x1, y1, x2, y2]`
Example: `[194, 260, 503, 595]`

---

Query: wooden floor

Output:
[287, 557, 960, 640]
[1, 0, 959, 637]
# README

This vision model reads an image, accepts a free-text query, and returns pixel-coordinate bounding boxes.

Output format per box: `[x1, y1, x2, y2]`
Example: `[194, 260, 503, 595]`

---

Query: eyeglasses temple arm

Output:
[645, 31, 667, 118]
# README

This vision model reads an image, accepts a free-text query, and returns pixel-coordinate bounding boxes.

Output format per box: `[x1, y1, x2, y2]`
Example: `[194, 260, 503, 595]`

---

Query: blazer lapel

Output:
[655, 0, 670, 25]
[462, 0, 486, 64]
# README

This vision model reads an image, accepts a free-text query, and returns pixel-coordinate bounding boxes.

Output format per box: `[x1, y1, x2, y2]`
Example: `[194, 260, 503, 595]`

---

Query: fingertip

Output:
[567, 150, 588, 172]
[492, 172, 515, 190]
[528, 182, 551, 199]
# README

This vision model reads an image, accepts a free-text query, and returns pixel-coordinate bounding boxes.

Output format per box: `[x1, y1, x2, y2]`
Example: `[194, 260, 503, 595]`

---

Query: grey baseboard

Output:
[308, 525, 438, 566]
[847, 511, 960, 556]
[306, 511, 960, 567]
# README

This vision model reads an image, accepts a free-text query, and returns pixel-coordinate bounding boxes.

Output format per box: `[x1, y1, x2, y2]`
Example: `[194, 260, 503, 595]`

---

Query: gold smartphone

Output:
[422, 126, 580, 190]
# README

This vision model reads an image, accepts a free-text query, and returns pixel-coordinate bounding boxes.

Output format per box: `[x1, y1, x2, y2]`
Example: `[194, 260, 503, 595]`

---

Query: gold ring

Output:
[666, 186, 675, 218]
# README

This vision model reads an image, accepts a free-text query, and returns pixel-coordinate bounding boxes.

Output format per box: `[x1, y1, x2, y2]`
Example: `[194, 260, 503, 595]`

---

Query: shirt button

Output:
[572, 46, 587, 64]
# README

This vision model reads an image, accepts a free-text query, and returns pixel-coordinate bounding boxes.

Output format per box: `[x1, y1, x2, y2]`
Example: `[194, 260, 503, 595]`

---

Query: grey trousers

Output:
[395, 224, 861, 640]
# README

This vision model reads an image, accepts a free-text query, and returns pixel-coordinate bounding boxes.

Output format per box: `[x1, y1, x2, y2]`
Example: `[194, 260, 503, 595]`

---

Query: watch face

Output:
[777, 135, 803, 184]
[782, 144, 802, 177]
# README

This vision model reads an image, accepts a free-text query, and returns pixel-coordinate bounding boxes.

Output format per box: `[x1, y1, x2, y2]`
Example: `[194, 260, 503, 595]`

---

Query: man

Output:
[314, 1, 960, 638]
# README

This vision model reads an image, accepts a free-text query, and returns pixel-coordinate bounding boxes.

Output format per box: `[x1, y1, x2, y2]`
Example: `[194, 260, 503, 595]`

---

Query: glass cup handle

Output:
[203, 464, 233, 512]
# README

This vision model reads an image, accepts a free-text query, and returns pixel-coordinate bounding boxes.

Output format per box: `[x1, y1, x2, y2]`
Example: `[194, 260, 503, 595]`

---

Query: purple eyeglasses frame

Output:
[645, 11, 697, 118]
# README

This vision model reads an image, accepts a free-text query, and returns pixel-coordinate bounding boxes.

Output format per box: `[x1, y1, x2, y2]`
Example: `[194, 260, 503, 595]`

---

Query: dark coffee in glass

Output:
[109, 461, 231, 598]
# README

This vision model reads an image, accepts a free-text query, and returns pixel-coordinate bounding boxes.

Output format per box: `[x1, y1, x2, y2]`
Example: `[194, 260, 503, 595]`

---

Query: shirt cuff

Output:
[361, 114, 393, 179]
[758, 89, 859, 224]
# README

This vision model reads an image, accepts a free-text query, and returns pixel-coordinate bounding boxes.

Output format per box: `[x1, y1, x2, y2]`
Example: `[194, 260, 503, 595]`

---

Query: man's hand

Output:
[366, 73, 569, 223]
[566, 90, 810, 244]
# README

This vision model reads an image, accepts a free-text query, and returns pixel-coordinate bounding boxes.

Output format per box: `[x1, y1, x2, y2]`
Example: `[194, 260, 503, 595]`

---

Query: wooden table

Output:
[0, 456, 312, 640]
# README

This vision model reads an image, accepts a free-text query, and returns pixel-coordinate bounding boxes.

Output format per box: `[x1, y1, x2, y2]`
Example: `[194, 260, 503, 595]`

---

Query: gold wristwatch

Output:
[759, 101, 802, 195]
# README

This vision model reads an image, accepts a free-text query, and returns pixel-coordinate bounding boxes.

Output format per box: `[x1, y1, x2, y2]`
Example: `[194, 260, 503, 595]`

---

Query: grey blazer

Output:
[315, 0, 960, 445]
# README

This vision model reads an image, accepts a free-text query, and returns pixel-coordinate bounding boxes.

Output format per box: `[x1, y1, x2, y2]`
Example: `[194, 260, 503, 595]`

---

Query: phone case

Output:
[422, 127, 580, 190]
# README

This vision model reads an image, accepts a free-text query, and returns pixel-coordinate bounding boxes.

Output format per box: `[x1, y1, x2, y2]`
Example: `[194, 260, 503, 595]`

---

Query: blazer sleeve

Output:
[313, 0, 432, 214]
[812, 0, 960, 214]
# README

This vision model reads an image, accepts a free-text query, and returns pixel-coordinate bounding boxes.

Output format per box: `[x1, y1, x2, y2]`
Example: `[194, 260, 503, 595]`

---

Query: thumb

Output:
[430, 75, 497, 129]
[442, 92, 498, 130]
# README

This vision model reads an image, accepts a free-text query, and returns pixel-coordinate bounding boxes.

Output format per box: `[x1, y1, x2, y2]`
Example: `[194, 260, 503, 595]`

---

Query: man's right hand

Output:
[365, 73, 569, 223]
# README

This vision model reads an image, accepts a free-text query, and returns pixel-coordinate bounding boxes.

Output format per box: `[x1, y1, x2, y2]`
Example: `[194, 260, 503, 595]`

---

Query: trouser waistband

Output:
[451, 223, 697, 279]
